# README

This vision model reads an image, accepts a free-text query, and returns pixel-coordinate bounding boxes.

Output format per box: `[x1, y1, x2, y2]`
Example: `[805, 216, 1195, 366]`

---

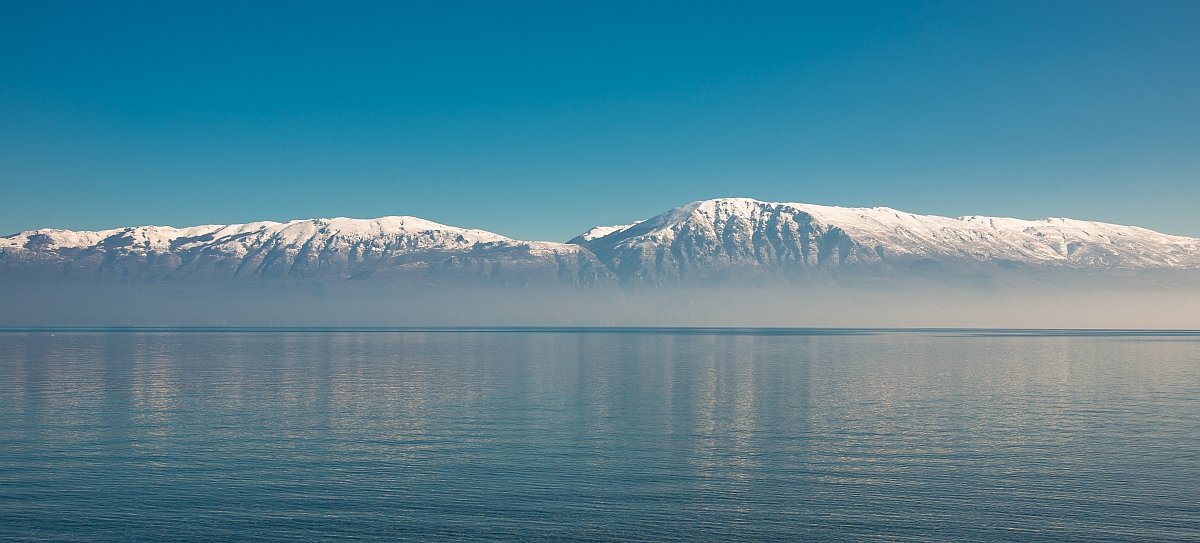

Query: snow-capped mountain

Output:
[0, 216, 613, 286]
[574, 198, 1200, 285]
[3, 198, 1198, 287]
[568, 224, 637, 244]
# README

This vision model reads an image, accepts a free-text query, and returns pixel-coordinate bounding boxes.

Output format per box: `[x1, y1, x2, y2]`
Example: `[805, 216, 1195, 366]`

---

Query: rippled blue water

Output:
[1, 329, 1198, 541]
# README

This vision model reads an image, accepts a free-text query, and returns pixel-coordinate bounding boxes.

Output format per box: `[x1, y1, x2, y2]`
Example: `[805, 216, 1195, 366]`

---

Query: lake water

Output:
[1, 329, 1198, 541]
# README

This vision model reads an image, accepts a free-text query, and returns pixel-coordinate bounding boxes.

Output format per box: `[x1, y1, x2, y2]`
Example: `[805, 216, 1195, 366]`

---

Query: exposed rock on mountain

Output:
[3, 198, 1198, 289]
[573, 199, 1200, 285]
[0, 216, 614, 287]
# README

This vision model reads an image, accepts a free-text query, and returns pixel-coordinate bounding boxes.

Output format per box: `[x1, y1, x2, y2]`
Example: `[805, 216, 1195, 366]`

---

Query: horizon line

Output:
[2, 326, 1197, 337]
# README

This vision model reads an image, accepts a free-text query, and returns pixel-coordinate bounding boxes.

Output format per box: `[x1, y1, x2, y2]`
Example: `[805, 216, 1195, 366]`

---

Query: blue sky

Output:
[1, 1, 1197, 240]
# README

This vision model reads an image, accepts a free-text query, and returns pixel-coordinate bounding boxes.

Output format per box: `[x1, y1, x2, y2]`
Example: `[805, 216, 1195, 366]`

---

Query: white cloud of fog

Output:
[3, 270, 1198, 329]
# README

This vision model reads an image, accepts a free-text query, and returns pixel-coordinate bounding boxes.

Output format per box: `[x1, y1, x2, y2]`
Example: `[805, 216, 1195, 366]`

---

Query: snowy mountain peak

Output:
[570, 198, 1200, 285]
[4, 199, 1199, 288]
[0, 215, 610, 286]
[567, 223, 639, 244]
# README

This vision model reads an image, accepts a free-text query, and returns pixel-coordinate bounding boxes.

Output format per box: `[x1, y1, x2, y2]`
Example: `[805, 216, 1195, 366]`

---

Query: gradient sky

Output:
[1, 1, 1198, 241]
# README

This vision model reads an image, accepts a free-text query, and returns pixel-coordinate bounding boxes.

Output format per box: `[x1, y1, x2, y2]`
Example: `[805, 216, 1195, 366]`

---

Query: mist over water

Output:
[4, 270, 1200, 328]
[2, 330, 1198, 541]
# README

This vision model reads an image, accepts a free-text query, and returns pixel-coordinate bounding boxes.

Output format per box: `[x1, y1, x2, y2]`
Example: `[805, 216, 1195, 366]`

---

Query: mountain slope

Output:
[0, 216, 614, 286]
[3, 199, 1198, 288]
[573, 198, 1200, 285]
[567, 224, 637, 244]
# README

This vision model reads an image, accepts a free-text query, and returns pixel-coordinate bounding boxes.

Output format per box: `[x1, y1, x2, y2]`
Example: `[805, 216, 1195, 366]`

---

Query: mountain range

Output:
[3, 198, 1199, 288]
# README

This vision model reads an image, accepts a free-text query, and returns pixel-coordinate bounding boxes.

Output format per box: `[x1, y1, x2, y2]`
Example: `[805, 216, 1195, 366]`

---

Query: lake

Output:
[2, 329, 1198, 541]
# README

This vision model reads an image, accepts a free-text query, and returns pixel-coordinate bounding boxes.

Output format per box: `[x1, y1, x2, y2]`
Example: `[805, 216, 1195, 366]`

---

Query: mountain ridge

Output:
[3, 198, 1198, 286]
[573, 198, 1200, 285]
[1, 215, 613, 286]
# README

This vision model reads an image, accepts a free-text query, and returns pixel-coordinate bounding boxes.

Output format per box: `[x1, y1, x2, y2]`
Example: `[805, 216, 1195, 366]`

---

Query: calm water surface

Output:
[1, 329, 1198, 541]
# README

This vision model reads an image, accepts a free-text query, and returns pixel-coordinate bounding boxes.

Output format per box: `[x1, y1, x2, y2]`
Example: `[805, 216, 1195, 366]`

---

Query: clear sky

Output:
[1, 1, 1197, 241]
